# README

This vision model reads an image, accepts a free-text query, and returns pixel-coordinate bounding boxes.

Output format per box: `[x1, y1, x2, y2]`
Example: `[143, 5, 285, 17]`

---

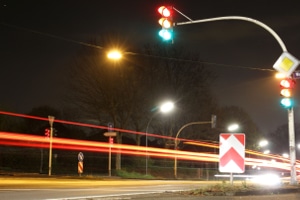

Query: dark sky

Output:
[1, 0, 300, 136]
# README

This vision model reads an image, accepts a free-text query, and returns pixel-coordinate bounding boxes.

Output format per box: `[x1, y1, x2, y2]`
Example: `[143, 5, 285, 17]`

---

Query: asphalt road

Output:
[0, 177, 209, 200]
[0, 176, 299, 200]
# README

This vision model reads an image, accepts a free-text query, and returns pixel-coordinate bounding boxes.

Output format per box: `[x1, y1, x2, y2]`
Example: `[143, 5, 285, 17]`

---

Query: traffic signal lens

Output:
[280, 89, 291, 97]
[280, 80, 291, 88]
[158, 6, 171, 17]
[280, 79, 295, 88]
[159, 29, 172, 40]
[280, 98, 293, 108]
[159, 18, 172, 28]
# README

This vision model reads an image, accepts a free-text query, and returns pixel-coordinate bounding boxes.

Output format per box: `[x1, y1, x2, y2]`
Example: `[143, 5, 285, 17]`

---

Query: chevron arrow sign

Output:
[219, 133, 245, 173]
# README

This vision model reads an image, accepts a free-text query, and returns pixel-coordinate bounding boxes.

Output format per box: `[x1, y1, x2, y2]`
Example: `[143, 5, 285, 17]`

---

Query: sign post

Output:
[78, 152, 84, 176]
[104, 123, 117, 177]
[48, 116, 55, 176]
[219, 133, 245, 184]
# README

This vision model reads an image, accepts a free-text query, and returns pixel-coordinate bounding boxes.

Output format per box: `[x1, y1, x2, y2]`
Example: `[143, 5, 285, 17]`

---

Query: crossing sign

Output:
[219, 133, 245, 173]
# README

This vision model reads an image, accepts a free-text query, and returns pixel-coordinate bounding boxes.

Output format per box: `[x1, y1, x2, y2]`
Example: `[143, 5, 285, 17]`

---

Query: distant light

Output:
[282, 153, 289, 158]
[107, 50, 122, 60]
[259, 140, 268, 147]
[263, 149, 270, 154]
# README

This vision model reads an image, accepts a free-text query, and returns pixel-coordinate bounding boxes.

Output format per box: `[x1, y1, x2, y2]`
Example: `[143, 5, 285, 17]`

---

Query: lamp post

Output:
[145, 101, 174, 175]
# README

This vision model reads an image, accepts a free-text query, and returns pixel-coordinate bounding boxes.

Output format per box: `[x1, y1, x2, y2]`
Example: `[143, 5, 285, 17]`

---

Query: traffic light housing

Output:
[279, 78, 295, 109]
[157, 6, 173, 41]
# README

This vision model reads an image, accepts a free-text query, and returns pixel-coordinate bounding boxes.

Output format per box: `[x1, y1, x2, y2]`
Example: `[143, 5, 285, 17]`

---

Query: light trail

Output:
[1, 111, 299, 173]
[0, 131, 299, 172]
[0, 110, 188, 142]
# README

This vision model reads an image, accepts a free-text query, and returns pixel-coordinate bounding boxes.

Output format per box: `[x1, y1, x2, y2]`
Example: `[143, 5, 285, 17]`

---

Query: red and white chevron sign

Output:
[219, 133, 245, 173]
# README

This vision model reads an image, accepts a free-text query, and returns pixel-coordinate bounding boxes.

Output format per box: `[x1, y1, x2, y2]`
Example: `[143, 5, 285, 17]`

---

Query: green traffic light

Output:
[280, 98, 293, 109]
[159, 29, 172, 40]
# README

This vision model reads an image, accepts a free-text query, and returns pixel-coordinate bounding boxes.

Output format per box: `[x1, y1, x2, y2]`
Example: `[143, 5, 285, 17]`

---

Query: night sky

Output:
[1, 0, 300, 136]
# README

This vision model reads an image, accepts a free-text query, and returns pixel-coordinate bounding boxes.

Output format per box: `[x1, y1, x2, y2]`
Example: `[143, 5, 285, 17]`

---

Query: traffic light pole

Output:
[48, 116, 55, 176]
[174, 115, 216, 179]
[175, 15, 287, 52]
[171, 7, 298, 185]
[288, 108, 297, 185]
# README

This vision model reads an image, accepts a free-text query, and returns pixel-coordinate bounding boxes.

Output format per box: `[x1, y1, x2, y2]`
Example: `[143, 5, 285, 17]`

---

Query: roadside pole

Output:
[48, 116, 55, 176]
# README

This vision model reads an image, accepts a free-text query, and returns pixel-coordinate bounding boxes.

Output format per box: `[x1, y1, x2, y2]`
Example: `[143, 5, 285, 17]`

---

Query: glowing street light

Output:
[107, 50, 122, 60]
[160, 101, 174, 113]
[259, 140, 269, 147]
[227, 123, 239, 132]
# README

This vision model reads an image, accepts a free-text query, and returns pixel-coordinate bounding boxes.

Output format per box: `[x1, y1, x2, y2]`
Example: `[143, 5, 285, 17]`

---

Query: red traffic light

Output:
[280, 79, 295, 89]
[158, 6, 172, 17]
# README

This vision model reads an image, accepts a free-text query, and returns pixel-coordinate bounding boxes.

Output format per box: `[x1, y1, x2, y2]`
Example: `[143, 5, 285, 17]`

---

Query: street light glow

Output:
[107, 50, 122, 60]
[227, 124, 239, 132]
[160, 101, 174, 113]
[259, 140, 268, 147]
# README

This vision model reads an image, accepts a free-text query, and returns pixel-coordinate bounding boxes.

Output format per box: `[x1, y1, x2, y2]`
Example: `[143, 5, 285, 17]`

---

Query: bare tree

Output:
[65, 38, 218, 169]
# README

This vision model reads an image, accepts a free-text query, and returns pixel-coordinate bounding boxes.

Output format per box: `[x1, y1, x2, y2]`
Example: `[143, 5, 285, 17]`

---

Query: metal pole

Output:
[174, 121, 212, 179]
[175, 15, 287, 52]
[48, 116, 55, 176]
[109, 137, 111, 177]
[288, 108, 297, 185]
[174, 138, 178, 179]
[145, 115, 154, 176]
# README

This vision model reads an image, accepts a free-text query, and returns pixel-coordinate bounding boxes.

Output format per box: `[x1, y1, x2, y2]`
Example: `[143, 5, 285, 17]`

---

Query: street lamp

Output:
[227, 123, 239, 132]
[145, 101, 174, 175]
[259, 140, 269, 147]
[107, 50, 122, 60]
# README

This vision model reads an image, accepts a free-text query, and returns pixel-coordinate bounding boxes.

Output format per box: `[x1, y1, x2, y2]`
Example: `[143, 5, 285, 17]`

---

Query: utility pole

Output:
[48, 116, 55, 176]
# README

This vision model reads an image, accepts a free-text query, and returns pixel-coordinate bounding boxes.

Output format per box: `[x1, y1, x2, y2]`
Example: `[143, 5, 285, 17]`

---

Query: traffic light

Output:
[45, 128, 50, 138]
[157, 6, 173, 41]
[279, 78, 295, 109]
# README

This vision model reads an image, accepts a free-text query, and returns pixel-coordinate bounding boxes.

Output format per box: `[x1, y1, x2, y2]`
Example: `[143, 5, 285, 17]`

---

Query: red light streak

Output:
[1, 110, 300, 173]
[1, 131, 299, 172]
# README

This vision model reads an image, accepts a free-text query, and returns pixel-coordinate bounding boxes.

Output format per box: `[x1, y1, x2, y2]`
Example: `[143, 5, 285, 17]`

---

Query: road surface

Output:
[0, 176, 299, 199]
